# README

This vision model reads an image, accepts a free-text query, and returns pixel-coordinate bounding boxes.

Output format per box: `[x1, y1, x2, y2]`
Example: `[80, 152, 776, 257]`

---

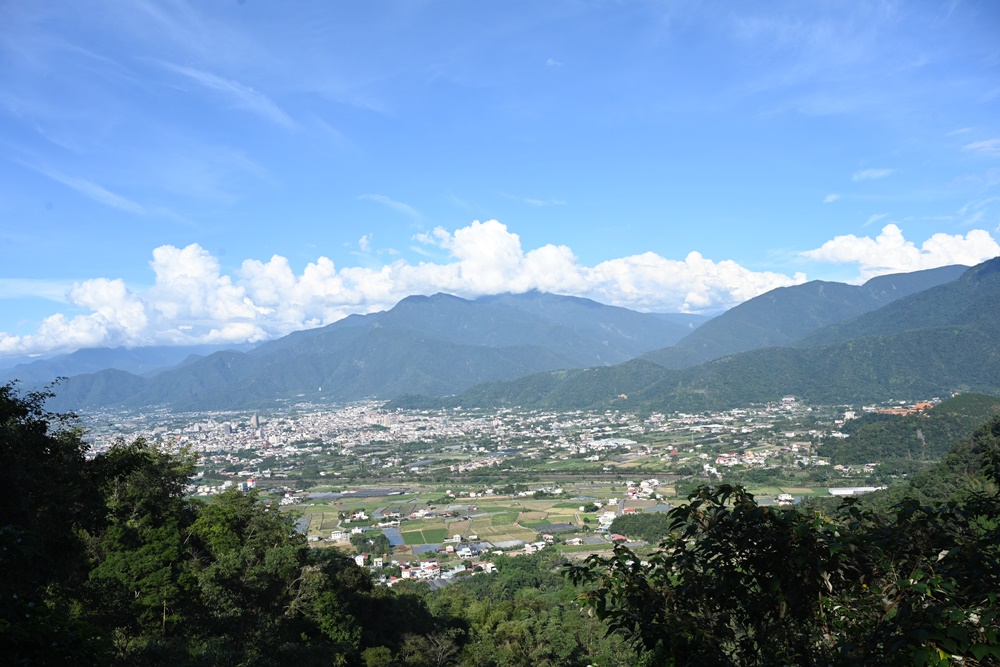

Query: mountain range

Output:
[399, 259, 999, 412]
[8, 259, 997, 413]
[0, 344, 252, 387]
[34, 291, 705, 411]
[643, 264, 968, 368]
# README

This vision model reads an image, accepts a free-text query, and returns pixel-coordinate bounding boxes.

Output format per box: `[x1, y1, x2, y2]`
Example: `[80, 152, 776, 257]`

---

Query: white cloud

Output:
[359, 234, 371, 252]
[964, 139, 1000, 157]
[0, 278, 74, 302]
[10, 220, 997, 357]
[160, 62, 296, 129]
[23, 163, 188, 222]
[823, 193, 840, 203]
[801, 223, 1000, 281]
[0, 220, 814, 357]
[852, 168, 894, 182]
[505, 194, 567, 207]
[27, 165, 148, 215]
[358, 194, 422, 220]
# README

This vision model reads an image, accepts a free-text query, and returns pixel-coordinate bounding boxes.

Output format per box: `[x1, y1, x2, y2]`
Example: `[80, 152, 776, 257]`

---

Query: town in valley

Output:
[76, 395, 935, 585]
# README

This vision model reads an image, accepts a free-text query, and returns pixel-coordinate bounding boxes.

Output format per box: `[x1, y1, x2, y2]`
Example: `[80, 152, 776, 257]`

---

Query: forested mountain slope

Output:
[40, 291, 697, 411]
[643, 263, 967, 369]
[400, 259, 1000, 412]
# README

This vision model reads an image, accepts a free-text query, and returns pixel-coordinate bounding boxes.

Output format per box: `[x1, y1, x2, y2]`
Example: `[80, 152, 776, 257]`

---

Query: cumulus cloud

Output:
[12, 217, 924, 357]
[801, 223, 1000, 281]
[852, 168, 894, 181]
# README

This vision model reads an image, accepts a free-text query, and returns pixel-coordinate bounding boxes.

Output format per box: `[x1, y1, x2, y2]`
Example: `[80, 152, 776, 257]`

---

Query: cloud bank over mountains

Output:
[801, 224, 999, 281]
[1, 221, 996, 357]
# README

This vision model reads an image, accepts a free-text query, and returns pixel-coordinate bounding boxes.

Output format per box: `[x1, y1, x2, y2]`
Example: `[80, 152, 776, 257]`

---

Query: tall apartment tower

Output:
[251, 413, 260, 429]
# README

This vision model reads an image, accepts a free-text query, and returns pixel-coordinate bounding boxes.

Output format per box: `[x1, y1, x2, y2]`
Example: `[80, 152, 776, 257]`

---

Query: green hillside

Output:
[643, 264, 967, 369]
[817, 393, 1000, 464]
[800, 257, 1000, 346]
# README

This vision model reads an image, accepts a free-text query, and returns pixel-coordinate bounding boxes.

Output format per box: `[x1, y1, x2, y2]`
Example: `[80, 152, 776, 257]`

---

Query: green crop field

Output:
[489, 512, 519, 526]
[401, 531, 425, 546]
[421, 528, 448, 543]
[401, 528, 449, 545]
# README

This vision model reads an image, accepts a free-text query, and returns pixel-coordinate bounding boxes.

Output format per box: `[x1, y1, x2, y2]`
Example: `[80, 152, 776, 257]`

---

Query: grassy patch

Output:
[490, 512, 519, 526]
[421, 528, 448, 543]
[401, 531, 425, 546]
[477, 526, 537, 542]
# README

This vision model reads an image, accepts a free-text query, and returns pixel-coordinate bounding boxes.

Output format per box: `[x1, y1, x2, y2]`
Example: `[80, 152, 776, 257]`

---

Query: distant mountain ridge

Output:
[37, 291, 701, 411]
[20, 260, 994, 414]
[643, 264, 967, 369]
[0, 344, 251, 387]
[392, 259, 1000, 412]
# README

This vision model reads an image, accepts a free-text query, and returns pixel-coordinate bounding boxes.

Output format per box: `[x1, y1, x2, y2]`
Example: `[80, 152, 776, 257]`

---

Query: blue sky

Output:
[1, 0, 999, 358]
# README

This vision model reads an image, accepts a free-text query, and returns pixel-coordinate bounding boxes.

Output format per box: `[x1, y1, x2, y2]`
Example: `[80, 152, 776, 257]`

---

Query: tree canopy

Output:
[567, 415, 1000, 666]
[4, 381, 999, 666]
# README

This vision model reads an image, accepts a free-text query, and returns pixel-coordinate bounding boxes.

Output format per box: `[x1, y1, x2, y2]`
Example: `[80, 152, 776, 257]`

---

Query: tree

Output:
[567, 415, 1000, 667]
[0, 383, 107, 664]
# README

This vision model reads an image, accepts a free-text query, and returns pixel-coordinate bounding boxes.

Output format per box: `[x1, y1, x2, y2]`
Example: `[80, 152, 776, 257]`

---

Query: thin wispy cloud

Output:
[963, 139, 1000, 157]
[0, 278, 73, 302]
[408, 245, 435, 258]
[823, 193, 840, 203]
[505, 194, 567, 207]
[21, 162, 194, 225]
[865, 213, 888, 226]
[955, 197, 998, 228]
[160, 63, 296, 129]
[852, 168, 894, 182]
[358, 194, 421, 220]
[29, 165, 148, 215]
[546, 58, 563, 67]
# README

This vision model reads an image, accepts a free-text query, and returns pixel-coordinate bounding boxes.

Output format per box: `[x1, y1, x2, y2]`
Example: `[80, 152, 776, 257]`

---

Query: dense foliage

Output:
[7, 381, 1000, 665]
[0, 385, 448, 665]
[1, 384, 641, 666]
[567, 415, 1000, 666]
[607, 513, 673, 543]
